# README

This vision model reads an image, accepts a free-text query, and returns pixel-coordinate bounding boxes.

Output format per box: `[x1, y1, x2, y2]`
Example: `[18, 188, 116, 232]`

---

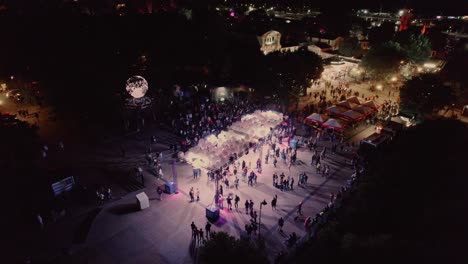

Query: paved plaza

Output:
[34, 125, 357, 264]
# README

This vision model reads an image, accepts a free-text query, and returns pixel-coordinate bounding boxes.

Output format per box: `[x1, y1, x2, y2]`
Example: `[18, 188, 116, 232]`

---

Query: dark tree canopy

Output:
[361, 41, 405, 78]
[338, 37, 360, 57]
[368, 21, 396, 46]
[399, 73, 454, 117]
[442, 45, 468, 107]
[198, 232, 269, 264]
[258, 47, 323, 107]
[397, 33, 432, 64]
[290, 119, 468, 264]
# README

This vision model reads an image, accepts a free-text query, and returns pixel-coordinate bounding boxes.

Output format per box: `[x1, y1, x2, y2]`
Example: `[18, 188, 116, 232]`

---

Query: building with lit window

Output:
[258, 30, 282, 54]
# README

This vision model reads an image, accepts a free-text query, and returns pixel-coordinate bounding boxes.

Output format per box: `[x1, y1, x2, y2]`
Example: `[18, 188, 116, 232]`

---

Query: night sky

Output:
[2, 0, 467, 16]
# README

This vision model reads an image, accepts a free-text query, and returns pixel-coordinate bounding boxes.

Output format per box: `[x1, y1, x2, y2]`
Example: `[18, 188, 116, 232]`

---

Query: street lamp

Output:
[258, 199, 268, 238]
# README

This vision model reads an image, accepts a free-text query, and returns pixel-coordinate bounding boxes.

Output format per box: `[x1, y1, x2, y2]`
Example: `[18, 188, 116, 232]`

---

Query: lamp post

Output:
[258, 199, 268, 239]
[171, 158, 178, 194]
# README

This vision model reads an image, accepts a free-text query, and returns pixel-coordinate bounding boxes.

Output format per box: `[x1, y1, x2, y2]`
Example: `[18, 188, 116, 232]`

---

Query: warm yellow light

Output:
[376, 84, 383, 90]
[391, 76, 397, 82]
[423, 63, 437, 69]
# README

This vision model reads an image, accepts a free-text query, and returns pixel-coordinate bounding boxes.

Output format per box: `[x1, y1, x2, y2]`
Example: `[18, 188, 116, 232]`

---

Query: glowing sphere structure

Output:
[126, 76, 148, 99]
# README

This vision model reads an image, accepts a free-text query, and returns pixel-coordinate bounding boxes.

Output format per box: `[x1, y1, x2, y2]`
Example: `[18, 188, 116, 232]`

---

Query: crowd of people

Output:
[171, 99, 262, 150]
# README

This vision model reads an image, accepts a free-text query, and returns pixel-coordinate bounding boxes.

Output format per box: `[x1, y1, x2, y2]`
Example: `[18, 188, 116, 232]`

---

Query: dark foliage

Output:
[289, 119, 468, 264]
[399, 73, 454, 117]
[199, 232, 269, 264]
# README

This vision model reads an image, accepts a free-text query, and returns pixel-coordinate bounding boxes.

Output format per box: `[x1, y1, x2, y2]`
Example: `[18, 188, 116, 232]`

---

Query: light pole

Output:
[171, 158, 178, 194]
[258, 199, 268, 239]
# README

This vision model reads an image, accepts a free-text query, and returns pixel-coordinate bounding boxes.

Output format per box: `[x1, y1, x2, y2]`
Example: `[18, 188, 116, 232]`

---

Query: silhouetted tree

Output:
[361, 41, 405, 78]
[199, 232, 269, 264]
[339, 37, 360, 57]
[399, 73, 454, 117]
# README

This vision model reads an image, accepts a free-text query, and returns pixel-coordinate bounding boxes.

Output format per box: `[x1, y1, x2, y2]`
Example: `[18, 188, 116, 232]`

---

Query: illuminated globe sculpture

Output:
[126, 75, 148, 98]
[122, 75, 154, 131]
[124, 75, 152, 109]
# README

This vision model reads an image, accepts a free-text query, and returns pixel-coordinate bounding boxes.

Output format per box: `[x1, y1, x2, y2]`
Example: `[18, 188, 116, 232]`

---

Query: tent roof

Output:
[327, 106, 347, 114]
[363, 100, 379, 109]
[337, 101, 358, 109]
[347, 96, 364, 105]
[305, 113, 327, 123]
[342, 110, 364, 120]
[352, 105, 374, 114]
[391, 116, 412, 127]
[322, 118, 343, 129]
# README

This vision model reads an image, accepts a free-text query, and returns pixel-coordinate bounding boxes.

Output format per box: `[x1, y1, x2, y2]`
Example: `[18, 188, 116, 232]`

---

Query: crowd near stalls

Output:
[170, 99, 263, 151]
[301, 93, 400, 140]
[180, 110, 284, 170]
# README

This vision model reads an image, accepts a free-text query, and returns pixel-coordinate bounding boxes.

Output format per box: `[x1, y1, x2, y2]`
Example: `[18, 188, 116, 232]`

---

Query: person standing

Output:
[245, 200, 249, 214]
[297, 202, 303, 216]
[189, 187, 194, 202]
[278, 217, 284, 232]
[158, 167, 163, 178]
[234, 177, 239, 190]
[37, 213, 44, 230]
[290, 177, 294, 190]
[218, 195, 224, 209]
[193, 228, 199, 244]
[227, 195, 233, 210]
[196, 188, 200, 202]
[157, 186, 163, 200]
[234, 195, 240, 210]
[58, 141, 64, 151]
[198, 228, 204, 244]
[205, 222, 212, 240]
[191, 221, 197, 238]
[271, 195, 277, 210]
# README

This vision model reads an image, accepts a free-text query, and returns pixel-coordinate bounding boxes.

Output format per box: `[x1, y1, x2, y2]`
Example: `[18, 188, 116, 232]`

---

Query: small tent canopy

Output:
[305, 113, 327, 124]
[342, 110, 364, 121]
[391, 115, 412, 127]
[347, 96, 363, 105]
[327, 106, 347, 115]
[322, 118, 344, 130]
[337, 101, 358, 110]
[363, 100, 379, 109]
[353, 105, 375, 115]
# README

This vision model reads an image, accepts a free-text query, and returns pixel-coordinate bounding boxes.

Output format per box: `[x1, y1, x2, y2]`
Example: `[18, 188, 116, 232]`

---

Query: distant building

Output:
[279, 44, 323, 57]
[309, 35, 344, 51]
[359, 38, 370, 50]
[258, 30, 282, 54]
